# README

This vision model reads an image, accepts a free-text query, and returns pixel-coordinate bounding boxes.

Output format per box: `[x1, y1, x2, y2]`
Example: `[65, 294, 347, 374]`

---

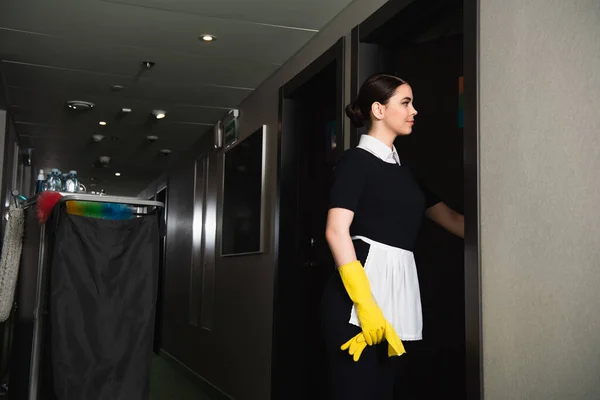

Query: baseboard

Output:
[158, 349, 234, 400]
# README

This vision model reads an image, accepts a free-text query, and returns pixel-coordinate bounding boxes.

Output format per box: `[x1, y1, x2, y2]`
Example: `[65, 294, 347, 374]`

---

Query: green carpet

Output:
[150, 355, 217, 400]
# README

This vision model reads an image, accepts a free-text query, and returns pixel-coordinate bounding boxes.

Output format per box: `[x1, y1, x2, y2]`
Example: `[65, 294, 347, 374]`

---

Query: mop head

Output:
[66, 201, 133, 220]
[36, 191, 63, 223]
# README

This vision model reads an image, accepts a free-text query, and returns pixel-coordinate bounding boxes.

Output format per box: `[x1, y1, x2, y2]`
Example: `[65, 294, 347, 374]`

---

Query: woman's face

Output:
[373, 84, 418, 136]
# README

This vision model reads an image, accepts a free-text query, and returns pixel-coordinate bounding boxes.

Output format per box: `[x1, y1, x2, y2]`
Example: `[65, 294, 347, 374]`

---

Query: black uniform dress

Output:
[321, 147, 440, 400]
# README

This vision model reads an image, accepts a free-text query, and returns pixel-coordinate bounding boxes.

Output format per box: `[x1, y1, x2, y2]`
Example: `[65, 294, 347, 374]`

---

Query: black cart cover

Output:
[48, 209, 159, 400]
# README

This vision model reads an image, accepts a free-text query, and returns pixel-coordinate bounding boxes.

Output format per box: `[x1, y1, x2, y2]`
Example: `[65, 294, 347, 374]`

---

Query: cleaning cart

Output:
[8, 193, 164, 400]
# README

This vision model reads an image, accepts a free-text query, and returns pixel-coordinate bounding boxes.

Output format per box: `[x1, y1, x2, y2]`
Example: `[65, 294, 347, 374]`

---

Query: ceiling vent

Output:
[66, 100, 95, 111]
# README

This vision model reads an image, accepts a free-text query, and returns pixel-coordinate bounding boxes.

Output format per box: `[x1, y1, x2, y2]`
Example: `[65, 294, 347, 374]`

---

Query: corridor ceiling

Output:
[0, 0, 354, 195]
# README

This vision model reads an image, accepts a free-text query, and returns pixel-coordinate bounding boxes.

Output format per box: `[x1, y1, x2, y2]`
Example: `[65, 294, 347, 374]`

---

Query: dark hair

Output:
[345, 73, 407, 128]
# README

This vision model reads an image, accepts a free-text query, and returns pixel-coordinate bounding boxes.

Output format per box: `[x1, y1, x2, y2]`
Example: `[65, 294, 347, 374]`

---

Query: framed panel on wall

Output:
[221, 125, 267, 256]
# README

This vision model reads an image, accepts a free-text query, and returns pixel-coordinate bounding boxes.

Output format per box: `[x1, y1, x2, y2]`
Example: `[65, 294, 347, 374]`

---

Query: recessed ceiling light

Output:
[115, 172, 121, 177]
[66, 100, 95, 111]
[201, 34, 216, 42]
[99, 121, 107, 126]
[121, 108, 132, 113]
[92, 134, 105, 142]
[160, 149, 172, 156]
[152, 109, 167, 119]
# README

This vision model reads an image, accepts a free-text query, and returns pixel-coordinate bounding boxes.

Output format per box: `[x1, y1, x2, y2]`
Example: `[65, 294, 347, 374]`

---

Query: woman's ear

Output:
[371, 102, 385, 121]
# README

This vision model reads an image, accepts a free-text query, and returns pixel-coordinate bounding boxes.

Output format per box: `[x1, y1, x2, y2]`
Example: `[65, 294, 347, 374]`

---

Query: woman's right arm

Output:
[325, 208, 357, 268]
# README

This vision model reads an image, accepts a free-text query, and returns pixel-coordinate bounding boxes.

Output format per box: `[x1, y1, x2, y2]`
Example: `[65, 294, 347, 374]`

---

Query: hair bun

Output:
[345, 103, 366, 128]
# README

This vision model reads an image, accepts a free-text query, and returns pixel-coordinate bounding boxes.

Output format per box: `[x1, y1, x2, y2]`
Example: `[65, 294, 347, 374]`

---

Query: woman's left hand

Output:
[425, 202, 464, 238]
[341, 332, 368, 362]
[341, 321, 406, 361]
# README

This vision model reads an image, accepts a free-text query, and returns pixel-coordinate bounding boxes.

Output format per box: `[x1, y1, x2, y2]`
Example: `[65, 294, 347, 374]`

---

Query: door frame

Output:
[350, 0, 482, 399]
[271, 37, 345, 399]
[153, 184, 168, 354]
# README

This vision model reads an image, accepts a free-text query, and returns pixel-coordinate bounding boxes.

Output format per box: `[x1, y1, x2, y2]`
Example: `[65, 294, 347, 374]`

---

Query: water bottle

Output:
[57, 170, 64, 191]
[43, 172, 51, 191]
[65, 171, 79, 193]
[50, 169, 62, 191]
[48, 169, 57, 191]
[36, 169, 45, 194]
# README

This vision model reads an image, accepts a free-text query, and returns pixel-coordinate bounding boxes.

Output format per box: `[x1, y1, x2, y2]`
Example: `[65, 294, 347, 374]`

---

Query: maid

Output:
[322, 73, 464, 399]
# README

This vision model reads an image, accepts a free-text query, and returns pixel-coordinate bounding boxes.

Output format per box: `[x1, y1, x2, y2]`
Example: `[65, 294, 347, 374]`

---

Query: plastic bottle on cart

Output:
[65, 171, 79, 193]
[36, 169, 45, 194]
[49, 169, 57, 191]
[50, 169, 63, 191]
[43, 172, 51, 191]
[47, 170, 56, 191]
[57, 170, 64, 191]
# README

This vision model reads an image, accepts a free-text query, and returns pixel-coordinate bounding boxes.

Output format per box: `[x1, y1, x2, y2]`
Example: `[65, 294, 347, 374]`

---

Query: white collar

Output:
[357, 134, 401, 165]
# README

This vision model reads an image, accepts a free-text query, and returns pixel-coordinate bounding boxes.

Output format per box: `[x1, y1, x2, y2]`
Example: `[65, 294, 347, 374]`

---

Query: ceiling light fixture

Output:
[110, 85, 124, 91]
[65, 100, 95, 111]
[99, 121, 107, 126]
[142, 61, 155, 70]
[121, 108, 132, 113]
[152, 109, 167, 119]
[115, 172, 121, 177]
[201, 34, 216, 42]
[160, 149, 172, 156]
[92, 134, 105, 143]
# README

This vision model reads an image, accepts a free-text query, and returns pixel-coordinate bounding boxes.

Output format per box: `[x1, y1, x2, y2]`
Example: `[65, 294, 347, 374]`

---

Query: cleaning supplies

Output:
[64, 171, 79, 193]
[36, 169, 45, 194]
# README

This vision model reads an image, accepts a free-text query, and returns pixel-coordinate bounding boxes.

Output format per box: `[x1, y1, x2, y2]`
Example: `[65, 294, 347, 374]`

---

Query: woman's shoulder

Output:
[337, 147, 373, 166]
[332, 148, 377, 182]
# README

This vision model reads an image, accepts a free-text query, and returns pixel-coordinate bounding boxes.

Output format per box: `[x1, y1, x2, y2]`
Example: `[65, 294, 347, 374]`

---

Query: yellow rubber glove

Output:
[384, 321, 406, 357]
[341, 321, 406, 362]
[340, 332, 368, 362]
[338, 260, 385, 346]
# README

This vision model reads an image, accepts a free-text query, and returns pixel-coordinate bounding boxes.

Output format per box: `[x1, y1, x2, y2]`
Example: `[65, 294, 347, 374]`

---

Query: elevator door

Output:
[392, 34, 466, 399]
[272, 59, 342, 400]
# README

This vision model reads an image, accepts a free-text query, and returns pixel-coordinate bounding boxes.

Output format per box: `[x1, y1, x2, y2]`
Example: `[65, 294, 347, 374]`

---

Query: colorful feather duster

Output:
[66, 201, 133, 220]
[36, 192, 133, 224]
[36, 191, 63, 223]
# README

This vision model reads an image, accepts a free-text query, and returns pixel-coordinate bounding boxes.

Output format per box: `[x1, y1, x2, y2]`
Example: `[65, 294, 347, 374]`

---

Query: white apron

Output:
[349, 236, 423, 341]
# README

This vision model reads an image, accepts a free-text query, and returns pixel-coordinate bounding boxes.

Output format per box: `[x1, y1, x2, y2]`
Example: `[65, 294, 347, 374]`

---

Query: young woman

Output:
[321, 73, 464, 399]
